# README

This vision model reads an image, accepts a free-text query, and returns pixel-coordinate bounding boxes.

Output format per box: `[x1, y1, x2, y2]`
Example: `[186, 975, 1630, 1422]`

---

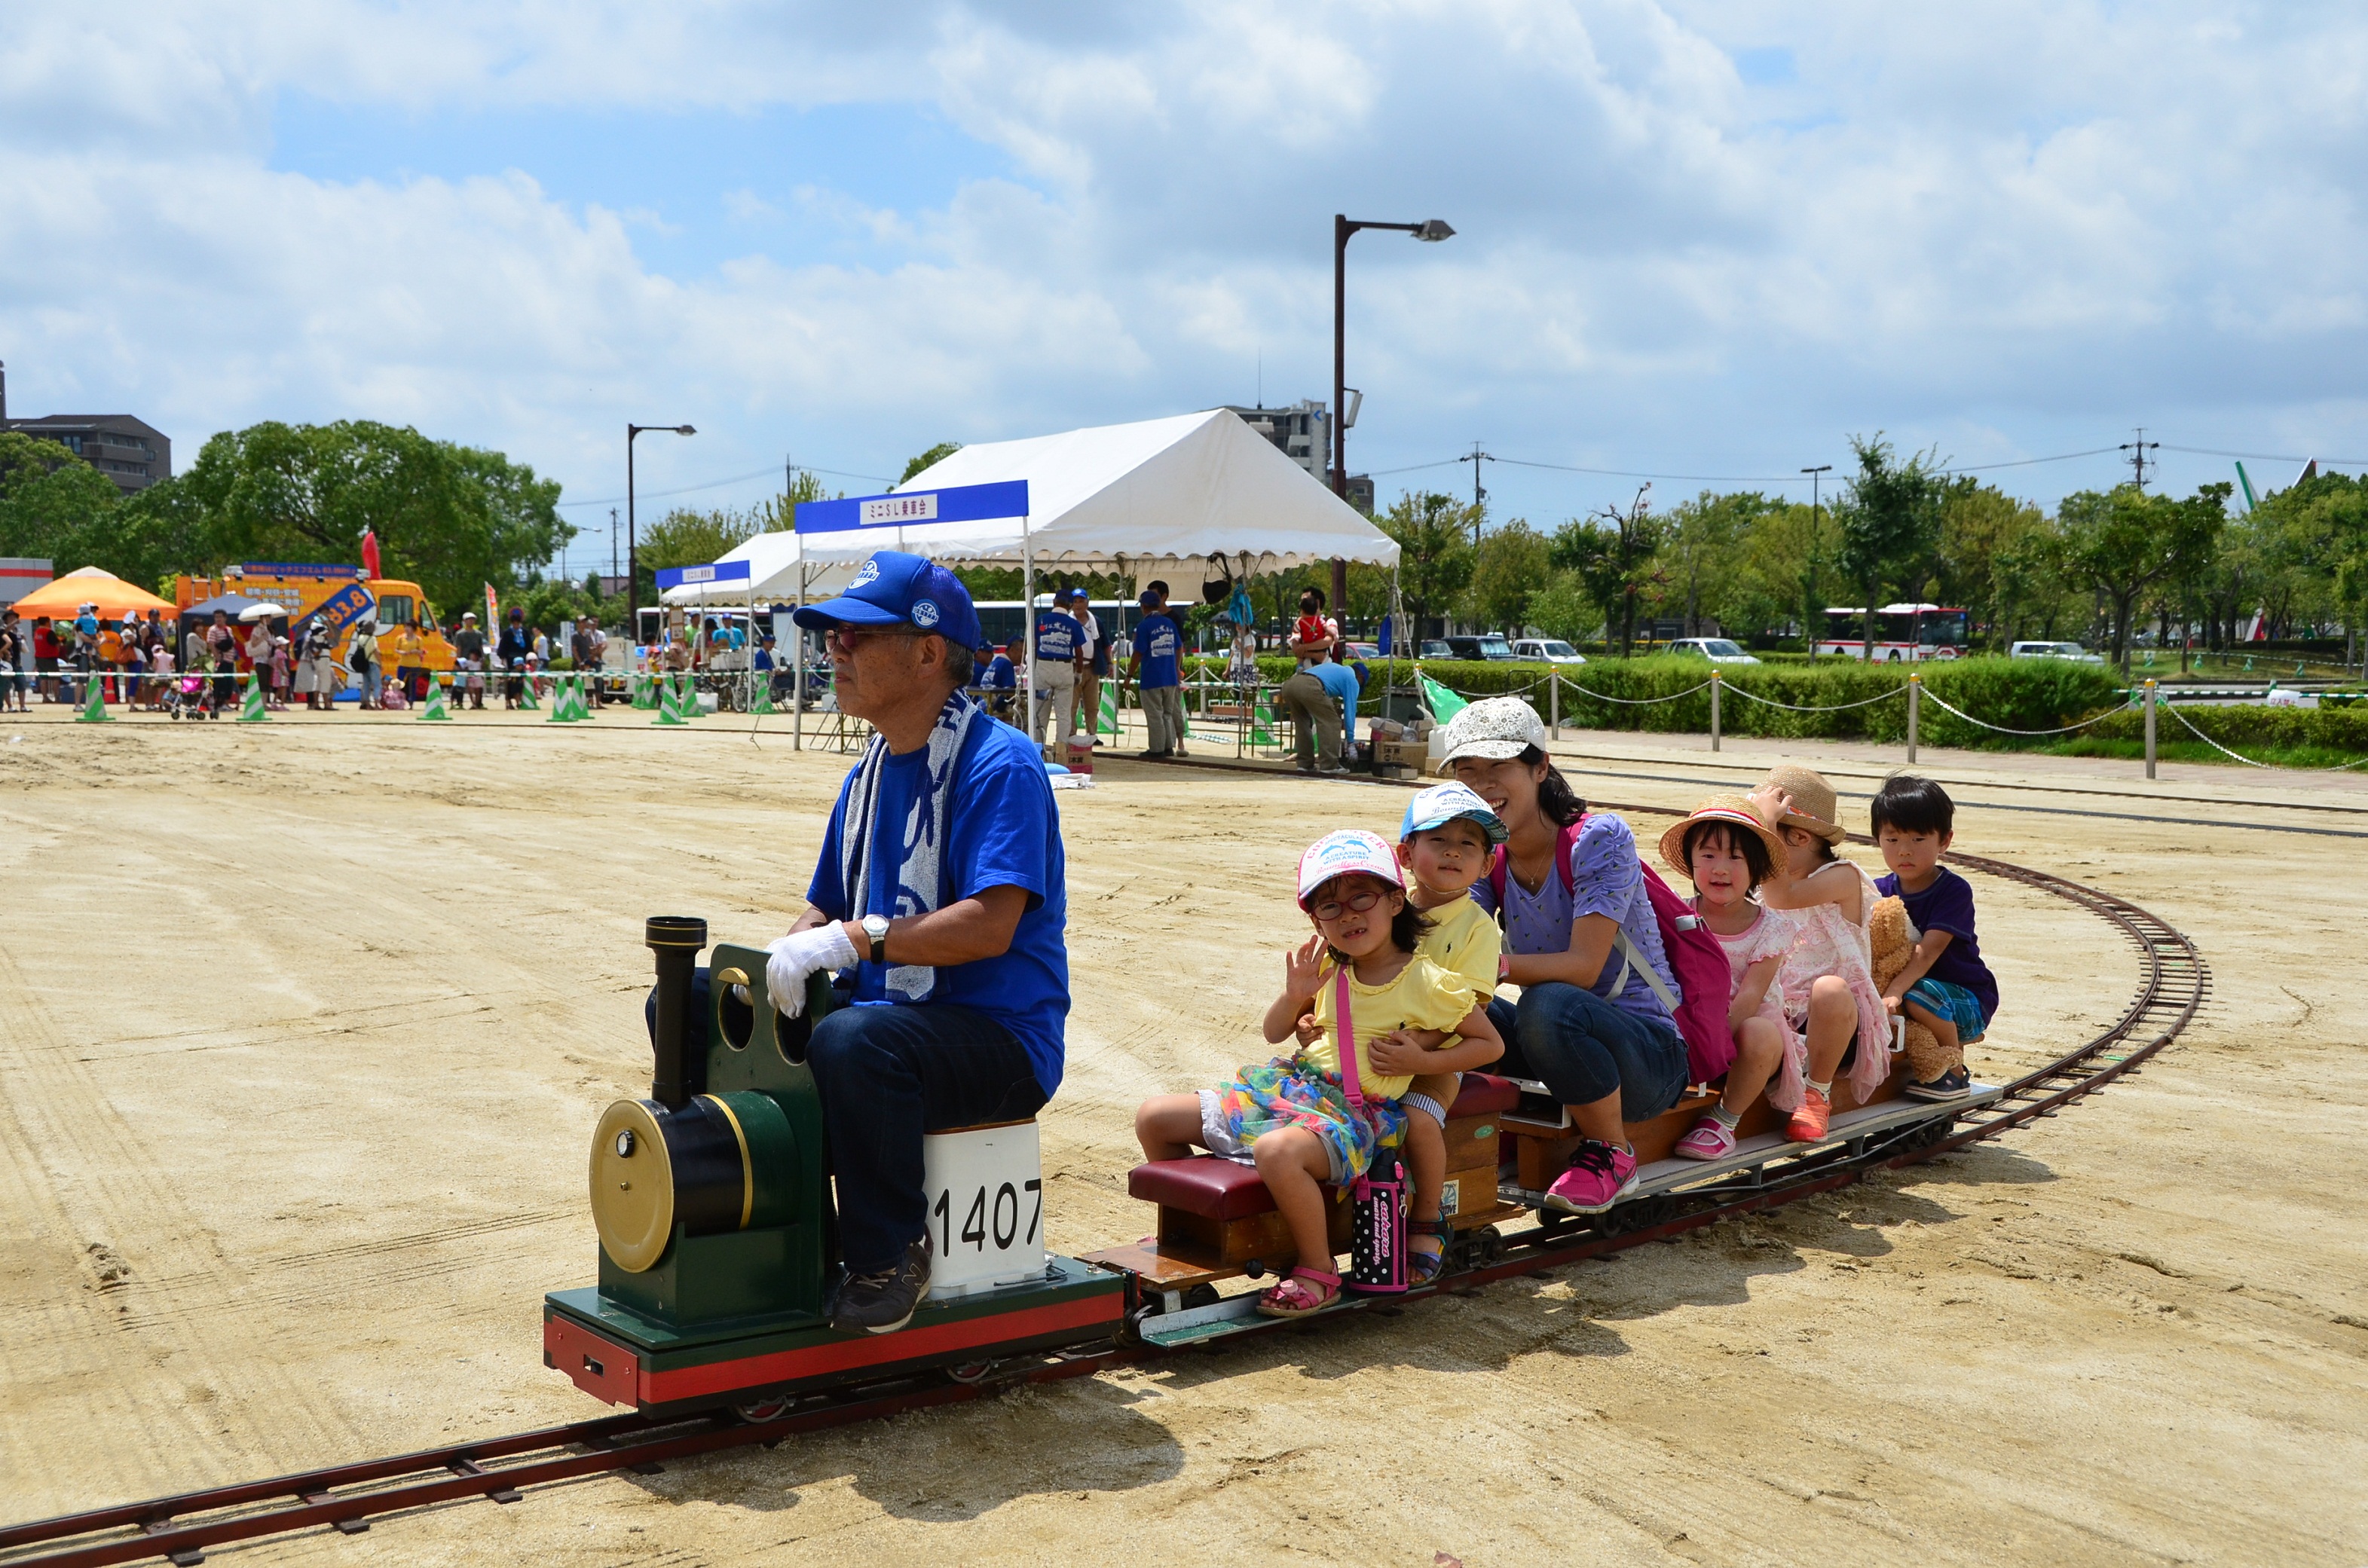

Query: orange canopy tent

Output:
[8, 566, 176, 622]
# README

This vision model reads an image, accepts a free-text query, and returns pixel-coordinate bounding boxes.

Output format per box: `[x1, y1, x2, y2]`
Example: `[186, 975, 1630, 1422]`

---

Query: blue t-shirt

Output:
[1875, 865, 1999, 1022]
[753, 646, 775, 672]
[807, 714, 1071, 1096]
[1472, 814, 1677, 1025]
[982, 653, 1017, 690]
[1034, 610, 1079, 662]
[1310, 661, 1361, 744]
[1135, 613, 1181, 689]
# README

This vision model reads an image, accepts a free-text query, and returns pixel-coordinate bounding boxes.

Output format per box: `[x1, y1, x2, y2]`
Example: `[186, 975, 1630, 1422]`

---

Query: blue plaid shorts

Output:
[1904, 978, 1987, 1042]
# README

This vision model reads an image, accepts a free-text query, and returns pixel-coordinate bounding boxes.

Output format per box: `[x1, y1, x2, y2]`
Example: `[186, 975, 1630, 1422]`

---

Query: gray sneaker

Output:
[831, 1232, 932, 1334]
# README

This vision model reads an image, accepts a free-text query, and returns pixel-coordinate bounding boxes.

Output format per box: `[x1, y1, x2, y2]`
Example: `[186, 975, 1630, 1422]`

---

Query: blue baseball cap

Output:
[1399, 781, 1509, 846]
[791, 550, 981, 651]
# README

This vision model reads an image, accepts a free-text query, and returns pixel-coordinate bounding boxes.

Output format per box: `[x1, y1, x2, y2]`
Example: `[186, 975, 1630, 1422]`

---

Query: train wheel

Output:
[1477, 1226, 1505, 1264]
[946, 1361, 1000, 1385]
[735, 1396, 791, 1423]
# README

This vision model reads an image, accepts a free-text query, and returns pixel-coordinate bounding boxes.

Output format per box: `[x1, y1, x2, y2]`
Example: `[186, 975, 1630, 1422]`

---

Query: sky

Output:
[3, 2, 2364, 573]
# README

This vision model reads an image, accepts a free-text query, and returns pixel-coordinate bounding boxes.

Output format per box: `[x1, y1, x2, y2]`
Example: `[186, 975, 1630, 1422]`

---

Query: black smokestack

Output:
[644, 915, 707, 1108]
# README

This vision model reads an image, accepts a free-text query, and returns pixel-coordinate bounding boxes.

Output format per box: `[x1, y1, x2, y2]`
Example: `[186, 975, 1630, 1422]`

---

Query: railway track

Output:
[0, 842, 2209, 1568]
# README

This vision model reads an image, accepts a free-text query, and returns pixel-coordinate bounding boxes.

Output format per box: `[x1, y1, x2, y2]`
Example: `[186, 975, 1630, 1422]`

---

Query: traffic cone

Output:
[419, 677, 451, 720]
[632, 673, 657, 709]
[1251, 689, 1277, 747]
[237, 672, 269, 723]
[748, 676, 773, 716]
[519, 674, 541, 711]
[1099, 683, 1119, 738]
[653, 672, 687, 726]
[543, 674, 569, 720]
[75, 677, 114, 723]
[561, 675, 591, 722]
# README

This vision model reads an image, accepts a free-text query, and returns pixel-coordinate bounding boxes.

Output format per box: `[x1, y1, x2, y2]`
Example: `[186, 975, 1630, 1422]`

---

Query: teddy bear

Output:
[1867, 894, 1962, 1084]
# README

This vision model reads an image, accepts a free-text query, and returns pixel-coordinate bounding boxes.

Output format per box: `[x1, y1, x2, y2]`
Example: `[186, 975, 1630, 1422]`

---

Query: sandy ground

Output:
[0, 701, 2362, 1567]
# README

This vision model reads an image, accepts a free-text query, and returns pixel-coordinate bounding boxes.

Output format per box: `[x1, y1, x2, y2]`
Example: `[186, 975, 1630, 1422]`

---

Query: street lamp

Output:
[1801, 464, 1832, 660]
[1332, 213, 1454, 616]
[627, 422, 696, 625]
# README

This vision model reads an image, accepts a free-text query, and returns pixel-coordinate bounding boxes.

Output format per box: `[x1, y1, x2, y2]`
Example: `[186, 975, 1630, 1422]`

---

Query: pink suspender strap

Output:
[1332, 966, 1364, 1114]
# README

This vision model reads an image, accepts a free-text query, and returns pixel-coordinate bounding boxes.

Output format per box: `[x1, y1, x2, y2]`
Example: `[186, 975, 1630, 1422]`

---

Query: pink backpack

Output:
[1485, 815, 1739, 1087]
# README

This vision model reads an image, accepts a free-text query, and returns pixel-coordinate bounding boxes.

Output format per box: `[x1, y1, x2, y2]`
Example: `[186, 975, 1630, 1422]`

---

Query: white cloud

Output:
[2, 0, 2365, 539]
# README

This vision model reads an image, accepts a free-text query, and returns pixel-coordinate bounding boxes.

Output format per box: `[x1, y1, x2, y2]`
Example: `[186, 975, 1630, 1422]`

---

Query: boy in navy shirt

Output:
[1871, 775, 1996, 1102]
[979, 637, 1019, 721]
[1126, 587, 1187, 759]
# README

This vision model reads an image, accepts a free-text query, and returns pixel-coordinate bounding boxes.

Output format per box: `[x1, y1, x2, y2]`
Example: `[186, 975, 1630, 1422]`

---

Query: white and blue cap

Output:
[791, 550, 981, 651]
[1399, 781, 1509, 846]
[1296, 828, 1406, 909]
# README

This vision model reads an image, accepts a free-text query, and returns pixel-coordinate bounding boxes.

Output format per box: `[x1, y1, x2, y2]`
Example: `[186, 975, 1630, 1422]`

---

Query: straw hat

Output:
[1657, 794, 1789, 880]
[1759, 763, 1847, 845]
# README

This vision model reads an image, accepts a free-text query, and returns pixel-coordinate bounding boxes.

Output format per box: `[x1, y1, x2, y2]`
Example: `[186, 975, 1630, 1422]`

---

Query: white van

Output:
[2009, 640, 2103, 664]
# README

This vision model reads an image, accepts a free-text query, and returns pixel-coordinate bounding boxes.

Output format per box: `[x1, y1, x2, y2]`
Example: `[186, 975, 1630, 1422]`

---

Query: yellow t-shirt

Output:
[1416, 893, 1501, 1000]
[1309, 953, 1485, 1102]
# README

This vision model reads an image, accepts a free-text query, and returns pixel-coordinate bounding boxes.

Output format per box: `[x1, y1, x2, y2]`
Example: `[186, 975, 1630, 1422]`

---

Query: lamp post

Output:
[626, 422, 696, 626]
[1801, 463, 1831, 660]
[1332, 214, 1454, 617]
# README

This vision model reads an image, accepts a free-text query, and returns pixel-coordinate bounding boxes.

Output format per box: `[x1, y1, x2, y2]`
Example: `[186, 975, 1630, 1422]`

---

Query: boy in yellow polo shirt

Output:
[1395, 782, 1507, 1281]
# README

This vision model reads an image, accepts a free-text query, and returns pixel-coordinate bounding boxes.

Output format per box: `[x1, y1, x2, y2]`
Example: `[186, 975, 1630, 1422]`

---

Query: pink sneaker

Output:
[1543, 1140, 1638, 1214]
[1672, 1115, 1736, 1161]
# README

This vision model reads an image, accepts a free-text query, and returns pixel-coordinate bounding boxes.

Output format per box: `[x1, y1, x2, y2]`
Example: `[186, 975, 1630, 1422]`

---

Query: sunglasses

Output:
[827, 625, 927, 654]
[1308, 888, 1388, 922]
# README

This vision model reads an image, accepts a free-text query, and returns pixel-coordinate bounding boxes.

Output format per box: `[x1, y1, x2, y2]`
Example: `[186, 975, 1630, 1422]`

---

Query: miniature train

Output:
[543, 918, 2000, 1413]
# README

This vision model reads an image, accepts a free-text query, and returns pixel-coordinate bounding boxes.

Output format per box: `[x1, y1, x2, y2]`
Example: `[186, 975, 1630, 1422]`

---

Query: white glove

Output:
[765, 922, 860, 1017]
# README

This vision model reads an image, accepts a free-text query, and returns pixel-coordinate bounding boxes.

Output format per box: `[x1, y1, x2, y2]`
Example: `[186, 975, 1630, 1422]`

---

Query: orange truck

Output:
[173, 563, 456, 682]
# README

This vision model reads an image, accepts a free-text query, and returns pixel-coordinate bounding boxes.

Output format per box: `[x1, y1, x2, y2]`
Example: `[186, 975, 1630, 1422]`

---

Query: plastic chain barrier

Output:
[1721, 683, 1907, 714]
[1551, 674, 1715, 705]
[2163, 699, 2368, 773]
[1914, 685, 2131, 738]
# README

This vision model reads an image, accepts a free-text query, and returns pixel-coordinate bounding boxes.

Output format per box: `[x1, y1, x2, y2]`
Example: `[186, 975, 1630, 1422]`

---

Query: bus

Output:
[1819, 604, 1970, 662]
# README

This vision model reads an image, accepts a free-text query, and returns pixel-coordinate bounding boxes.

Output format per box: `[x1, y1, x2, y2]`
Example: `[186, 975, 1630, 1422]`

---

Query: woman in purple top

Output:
[1445, 697, 1688, 1216]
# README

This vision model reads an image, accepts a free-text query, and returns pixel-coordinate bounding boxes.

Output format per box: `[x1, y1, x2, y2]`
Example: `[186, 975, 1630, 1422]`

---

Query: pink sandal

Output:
[1255, 1267, 1341, 1319]
[1672, 1114, 1737, 1161]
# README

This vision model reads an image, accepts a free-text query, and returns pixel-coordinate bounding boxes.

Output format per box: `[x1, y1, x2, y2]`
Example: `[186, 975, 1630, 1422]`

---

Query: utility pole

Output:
[2119, 428, 2161, 490]
[1801, 464, 1831, 659]
[610, 509, 620, 584]
[1458, 442, 1494, 551]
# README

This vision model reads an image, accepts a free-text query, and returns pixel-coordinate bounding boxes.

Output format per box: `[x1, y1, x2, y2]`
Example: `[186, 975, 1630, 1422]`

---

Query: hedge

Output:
[2086, 698, 2368, 759]
[1175, 653, 2125, 750]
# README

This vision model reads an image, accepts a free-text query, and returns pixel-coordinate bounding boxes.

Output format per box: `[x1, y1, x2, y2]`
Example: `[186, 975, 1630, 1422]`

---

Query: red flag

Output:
[361, 529, 381, 579]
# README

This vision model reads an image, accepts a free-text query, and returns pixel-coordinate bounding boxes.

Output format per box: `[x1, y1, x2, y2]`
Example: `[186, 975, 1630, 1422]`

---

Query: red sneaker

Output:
[1543, 1140, 1638, 1214]
[1785, 1087, 1832, 1143]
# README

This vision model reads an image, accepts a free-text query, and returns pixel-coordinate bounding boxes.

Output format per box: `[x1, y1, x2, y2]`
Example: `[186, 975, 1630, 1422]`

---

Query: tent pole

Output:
[793, 545, 806, 751]
[1023, 513, 1036, 751]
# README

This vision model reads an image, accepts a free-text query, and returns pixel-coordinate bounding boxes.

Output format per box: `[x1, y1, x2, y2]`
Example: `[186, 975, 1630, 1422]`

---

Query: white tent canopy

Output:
[658, 530, 864, 608]
[791, 409, 1398, 588]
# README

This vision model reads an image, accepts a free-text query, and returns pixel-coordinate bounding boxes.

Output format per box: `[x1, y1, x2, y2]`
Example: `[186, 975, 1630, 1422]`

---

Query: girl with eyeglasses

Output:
[1133, 830, 1501, 1319]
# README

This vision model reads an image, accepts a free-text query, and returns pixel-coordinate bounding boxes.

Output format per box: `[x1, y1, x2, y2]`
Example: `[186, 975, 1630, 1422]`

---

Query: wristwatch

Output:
[861, 913, 891, 964]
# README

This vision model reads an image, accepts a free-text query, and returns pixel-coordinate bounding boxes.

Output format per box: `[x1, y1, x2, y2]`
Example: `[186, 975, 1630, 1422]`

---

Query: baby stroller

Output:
[169, 671, 216, 720]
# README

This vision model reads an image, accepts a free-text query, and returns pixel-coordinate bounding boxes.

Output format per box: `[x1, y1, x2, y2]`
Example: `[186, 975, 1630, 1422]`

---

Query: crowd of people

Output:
[1136, 695, 1998, 1319]
[0, 600, 620, 717]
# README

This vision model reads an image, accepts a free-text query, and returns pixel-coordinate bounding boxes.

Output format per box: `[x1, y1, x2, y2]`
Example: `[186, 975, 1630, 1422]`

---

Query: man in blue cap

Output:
[733, 549, 1069, 1332]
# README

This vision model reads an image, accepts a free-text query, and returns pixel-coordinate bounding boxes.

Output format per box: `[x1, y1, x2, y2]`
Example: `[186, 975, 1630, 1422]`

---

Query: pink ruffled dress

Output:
[1775, 859, 1895, 1105]
[1705, 903, 1807, 1111]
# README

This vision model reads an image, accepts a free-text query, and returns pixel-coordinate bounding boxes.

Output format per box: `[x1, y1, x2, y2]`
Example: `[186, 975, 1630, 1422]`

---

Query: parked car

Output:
[1440, 634, 1519, 662]
[2009, 640, 2105, 664]
[1344, 642, 1383, 662]
[1666, 637, 1762, 665]
[1418, 640, 1454, 660]
[1510, 638, 1587, 666]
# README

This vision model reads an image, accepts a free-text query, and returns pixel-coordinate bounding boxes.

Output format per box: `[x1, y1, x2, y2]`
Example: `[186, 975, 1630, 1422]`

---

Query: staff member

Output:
[1030, 587, 1084, 749]
[752, 550, 1067, 1333]
[1126, 587, 1187, 760]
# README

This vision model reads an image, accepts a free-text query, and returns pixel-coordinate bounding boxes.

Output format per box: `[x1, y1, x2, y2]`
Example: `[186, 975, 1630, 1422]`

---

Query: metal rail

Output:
[0, 847, 2207, 1568]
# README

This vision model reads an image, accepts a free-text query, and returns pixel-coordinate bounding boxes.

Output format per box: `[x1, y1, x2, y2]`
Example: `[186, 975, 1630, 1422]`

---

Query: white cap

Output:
[1295, 828, 1405, 909]
[1438, 695, 1547, 765]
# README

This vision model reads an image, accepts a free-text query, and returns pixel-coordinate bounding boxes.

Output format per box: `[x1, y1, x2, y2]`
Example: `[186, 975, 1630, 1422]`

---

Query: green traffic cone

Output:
[1251, 690, 1277, 747]
[519, 673, 541, 711]
[675, 673, 699, 721]
[748, 675, 773, 716]
[632, 672, 656, 709]
[563, 675, 589, 722]
[419, 677, 451, 720]
[237, 672, 269, 723]
[75, 676, 114, 723]
[653, 671, 687, 726]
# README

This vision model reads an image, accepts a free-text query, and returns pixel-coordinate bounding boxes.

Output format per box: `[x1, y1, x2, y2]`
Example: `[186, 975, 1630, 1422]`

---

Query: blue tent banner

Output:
[794, 479, 1029, 536]
[656, 559, 753, 590]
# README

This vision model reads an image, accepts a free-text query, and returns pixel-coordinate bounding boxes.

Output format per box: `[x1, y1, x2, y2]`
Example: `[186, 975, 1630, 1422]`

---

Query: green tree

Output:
[1467, 520, 1551, 633]
[1657, 490, 1769, 637]
[1937, 478, 2048, 650]
[0, 432, 130, 578]
[173, 420, 566, 613]
[1553, 485, 1664, 656]
[636, 504, 763, 608]
[1523, 570, 1601, 644]
[1837, 435, 1944, 660]
[901, 443, 962, 484]
[1380, 491, 1477, 636]
[2051, 481, 2228, 675]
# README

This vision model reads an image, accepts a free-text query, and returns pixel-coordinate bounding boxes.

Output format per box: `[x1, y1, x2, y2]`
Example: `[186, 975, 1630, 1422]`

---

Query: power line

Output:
[555, 462, 893, 510]
[2161, 442, 2367, 467]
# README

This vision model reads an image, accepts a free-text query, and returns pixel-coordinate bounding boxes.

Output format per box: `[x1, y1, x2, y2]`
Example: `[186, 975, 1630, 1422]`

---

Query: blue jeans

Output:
[1486, 983, 1688, 1123]
[646, 970, 1049, 1273]
[808, 1001, 1048, 1272]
